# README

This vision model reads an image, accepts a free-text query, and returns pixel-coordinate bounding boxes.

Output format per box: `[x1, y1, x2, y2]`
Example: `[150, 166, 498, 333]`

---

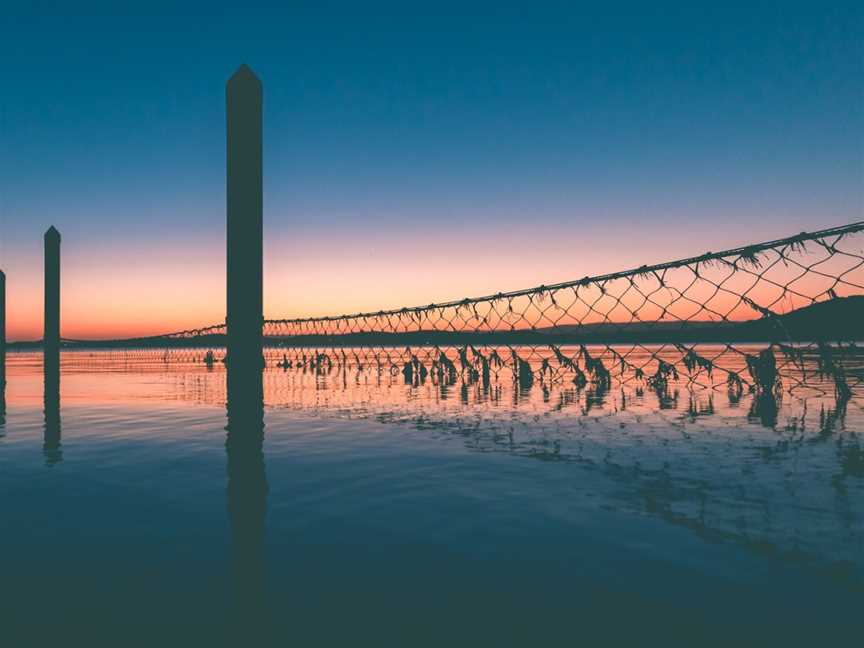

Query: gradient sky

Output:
[1, 1, 861, 340]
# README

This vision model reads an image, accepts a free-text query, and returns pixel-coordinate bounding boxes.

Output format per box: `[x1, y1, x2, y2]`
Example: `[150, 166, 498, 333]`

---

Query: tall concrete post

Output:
[43, 228, 61, 461]
[44, 227, 61, 362]
[226, 65, 263, 371]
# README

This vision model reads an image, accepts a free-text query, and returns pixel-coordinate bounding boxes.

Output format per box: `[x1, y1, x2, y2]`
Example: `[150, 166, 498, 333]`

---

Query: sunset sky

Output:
[1, 1, 861, 340]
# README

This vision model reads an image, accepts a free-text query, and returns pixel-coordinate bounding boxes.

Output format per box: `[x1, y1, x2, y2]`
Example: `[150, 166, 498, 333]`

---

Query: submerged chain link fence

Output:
[62, 222, 864, 400]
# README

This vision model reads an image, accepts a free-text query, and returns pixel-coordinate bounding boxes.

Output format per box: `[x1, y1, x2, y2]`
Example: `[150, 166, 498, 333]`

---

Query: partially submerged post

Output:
[225, 66, 267, 621]
[0, 269, 6, 392]
[44, 227, 61, 363]
[42, 230, 62, 463]
[0, 270, 5, 344]
[226, 65, 263, 371]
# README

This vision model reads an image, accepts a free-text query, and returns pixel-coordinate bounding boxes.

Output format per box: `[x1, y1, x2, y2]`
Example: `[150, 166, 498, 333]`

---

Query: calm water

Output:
[0, 349, 862, 646]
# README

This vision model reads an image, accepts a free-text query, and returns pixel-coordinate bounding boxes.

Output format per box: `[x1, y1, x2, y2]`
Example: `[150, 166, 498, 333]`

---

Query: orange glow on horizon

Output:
[3, 223, 860, 341]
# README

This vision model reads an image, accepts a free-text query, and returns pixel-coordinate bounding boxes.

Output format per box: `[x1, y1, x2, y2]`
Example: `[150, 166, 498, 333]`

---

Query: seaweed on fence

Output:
[433, 349, 458, 384]
[573, 366, 588, 389]
[539, 357, 553, 380]
[676, 345, 714, 377]
[816, 342, 852, 400]
[648, 360, 679, 390]
[727, 371, 745, 403]
[745, 347, 780, 396]
[488, 349, 505, 369]
[550, 345, 578, 372]
[402, 353, 428, 384]
[579, 345, 611, 389]
[469, 346, 492, 384]
[510, 348, 534, 389]
[456, 346, 480, 381]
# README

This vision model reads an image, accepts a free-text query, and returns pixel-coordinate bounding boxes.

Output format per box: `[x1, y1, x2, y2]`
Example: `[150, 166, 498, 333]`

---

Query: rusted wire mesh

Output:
[68, 222, 864, 399]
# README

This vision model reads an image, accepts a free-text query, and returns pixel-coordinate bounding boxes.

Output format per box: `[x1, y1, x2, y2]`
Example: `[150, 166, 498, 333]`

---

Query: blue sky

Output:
[0, 1, 861, 338]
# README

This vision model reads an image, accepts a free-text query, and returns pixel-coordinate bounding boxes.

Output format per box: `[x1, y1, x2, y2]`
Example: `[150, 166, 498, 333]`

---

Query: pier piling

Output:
[226, 65, 263, 371]
[44, 227, 61, 364]
[0, 269, 5, 393]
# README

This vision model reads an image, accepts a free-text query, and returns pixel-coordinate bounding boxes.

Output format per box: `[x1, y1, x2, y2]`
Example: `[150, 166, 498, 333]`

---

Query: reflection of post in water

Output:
[225, 365, 268, 625]
[0, 360, 5, 433]
[748, 391, 779, 428]
[43, 356, 62, 464]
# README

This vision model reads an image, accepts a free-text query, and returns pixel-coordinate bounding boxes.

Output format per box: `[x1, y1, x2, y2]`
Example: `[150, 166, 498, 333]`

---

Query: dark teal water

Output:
[0, 351, 861, 646]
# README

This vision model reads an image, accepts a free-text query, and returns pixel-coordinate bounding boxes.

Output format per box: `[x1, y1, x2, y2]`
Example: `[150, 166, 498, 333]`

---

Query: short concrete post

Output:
[44, 226, 61, 362]
[0, 269, 6, 389]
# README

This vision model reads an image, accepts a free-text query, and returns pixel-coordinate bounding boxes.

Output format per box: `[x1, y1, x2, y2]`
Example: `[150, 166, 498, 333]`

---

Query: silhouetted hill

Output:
[540, 295, 864, 343]
[748, 295, 864, 340]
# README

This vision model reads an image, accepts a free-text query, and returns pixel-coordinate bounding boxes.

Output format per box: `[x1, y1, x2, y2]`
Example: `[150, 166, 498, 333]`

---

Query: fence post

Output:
[226, 65, 263, 370]
[44, 227, 61, 362]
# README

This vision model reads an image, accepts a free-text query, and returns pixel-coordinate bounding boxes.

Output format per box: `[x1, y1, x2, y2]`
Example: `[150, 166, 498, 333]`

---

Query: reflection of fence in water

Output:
[274, 365, 862, 576]
[56, 341, 862, 405]
[55, 345, 852, 429]
[164, 357, 859, 575]
[268, 342, 863, 398]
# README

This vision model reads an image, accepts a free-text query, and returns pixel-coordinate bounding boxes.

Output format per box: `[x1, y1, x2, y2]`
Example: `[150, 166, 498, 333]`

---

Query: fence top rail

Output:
[263, 220, 864, 326]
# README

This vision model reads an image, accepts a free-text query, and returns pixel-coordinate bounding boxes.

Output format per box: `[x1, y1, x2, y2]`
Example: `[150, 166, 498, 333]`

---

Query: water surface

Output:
[0, 350, 861, 646]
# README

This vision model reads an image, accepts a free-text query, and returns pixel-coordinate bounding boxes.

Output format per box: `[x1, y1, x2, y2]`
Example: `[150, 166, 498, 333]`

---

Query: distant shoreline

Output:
[6, 296, 862, 350]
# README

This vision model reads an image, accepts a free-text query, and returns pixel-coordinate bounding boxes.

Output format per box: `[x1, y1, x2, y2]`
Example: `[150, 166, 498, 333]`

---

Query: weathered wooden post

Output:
[44, 226, 61, 362]
[226, 65, 263, 371]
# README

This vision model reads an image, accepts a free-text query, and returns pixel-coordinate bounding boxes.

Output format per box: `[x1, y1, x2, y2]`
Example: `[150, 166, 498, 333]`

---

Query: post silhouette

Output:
[225, 63, 267, 628]
[226, 65, 263, 371]
[44, 227, 61, 363]
[42, 229, 62, 462]
[0, 270, 5, 429]
[0, 269, 6, 389]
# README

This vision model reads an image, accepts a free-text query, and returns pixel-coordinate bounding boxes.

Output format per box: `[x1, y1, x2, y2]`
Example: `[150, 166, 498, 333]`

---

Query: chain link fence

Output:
[60, 222, 864, 400]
